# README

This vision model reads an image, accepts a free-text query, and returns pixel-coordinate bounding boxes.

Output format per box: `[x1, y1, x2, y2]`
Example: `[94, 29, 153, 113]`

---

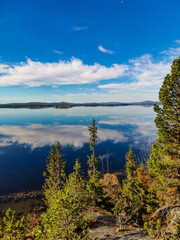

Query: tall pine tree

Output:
[148, 57, 180, 203]
[87, 119, 105, 206]
[87, 118, 99, 178]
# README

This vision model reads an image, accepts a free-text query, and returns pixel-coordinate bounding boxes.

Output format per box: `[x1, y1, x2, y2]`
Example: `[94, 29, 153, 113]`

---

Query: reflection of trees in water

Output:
[136, 146, 152, 165]
[100, 149, 112, 175]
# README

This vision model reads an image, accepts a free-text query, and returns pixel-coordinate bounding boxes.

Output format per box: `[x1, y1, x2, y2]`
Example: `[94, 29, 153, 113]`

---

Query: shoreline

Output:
[0, 102, 160, 109]
[0, 171, 125, 203]
[0, 190, 45, 217]
[0, 190, 43, 204]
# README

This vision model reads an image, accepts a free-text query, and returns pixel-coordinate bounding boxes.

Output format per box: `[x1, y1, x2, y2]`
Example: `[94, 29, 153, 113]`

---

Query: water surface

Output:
[0, 106, 157, 195]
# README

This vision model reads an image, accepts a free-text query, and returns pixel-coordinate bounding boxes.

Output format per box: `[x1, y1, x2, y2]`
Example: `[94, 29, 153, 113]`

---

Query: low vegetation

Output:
[0, 57, 179, 239]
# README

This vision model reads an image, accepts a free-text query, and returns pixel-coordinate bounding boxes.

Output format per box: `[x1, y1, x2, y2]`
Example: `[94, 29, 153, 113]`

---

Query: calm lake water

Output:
[0, 106, 157, 195]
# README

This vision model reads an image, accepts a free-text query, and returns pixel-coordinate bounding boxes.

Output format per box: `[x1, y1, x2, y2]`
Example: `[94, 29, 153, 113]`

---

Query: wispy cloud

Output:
[160, 47, 180, 57]
[98, 45, 114, 54]
[53, 50, 63, 54]
[174, 40, 180, 44]
[72, 26, 89, 31]
[128, 54, 170, 87]
[0, 58, 127, 87]
[98, 54, 171, 90]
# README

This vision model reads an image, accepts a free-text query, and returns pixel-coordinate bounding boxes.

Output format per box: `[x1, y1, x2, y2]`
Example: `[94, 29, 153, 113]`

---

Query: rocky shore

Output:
[0, 190, 43, 204]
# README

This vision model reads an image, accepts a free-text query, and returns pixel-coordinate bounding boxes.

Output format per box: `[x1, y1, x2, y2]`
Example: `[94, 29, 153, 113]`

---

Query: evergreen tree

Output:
[43, 142, 66, 207]
[147, 57, 180, 203]
[87, 118, 99, 178]
[115, 149, 158, 222]
[87, 119, 106, 206]
[125, 147, 136, 181]
[114, 147, 141, 218]
[39, 159, 90, 239]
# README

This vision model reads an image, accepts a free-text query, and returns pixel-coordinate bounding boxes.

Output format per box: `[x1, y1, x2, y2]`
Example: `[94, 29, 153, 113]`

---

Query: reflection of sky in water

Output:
[0, 106, 157, 194]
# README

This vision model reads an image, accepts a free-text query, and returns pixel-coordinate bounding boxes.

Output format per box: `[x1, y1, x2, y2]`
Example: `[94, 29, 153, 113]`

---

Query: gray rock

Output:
[89, 211, 158, 240]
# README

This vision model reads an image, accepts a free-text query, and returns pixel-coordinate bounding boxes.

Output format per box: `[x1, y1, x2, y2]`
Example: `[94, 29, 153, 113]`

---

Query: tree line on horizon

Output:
[0, 57, 179, 239]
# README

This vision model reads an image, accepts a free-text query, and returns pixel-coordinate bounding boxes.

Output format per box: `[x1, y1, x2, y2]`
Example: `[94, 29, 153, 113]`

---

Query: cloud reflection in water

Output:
[0, 124, 127, 149]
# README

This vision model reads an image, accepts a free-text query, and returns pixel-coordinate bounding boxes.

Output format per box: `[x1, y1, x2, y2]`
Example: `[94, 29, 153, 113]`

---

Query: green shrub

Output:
[144, 219, 161, 237]
[0, 208, 26, 240]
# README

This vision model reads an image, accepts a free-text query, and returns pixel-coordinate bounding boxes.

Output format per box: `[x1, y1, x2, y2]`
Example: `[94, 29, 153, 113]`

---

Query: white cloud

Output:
[160, 47, 180, 57]
[98, 45, 114, 54]
[98, 54, 171, 90]
[0, 44, 178, 95]
[53, 50, 63, 54]
[0, 63, 9, 73]
[72, 26, 89, 31]
[174, 40, 180, 44]
[129, 54, 170, 87]
[0, 124, 127, 149]
[0, 58, 127, 87]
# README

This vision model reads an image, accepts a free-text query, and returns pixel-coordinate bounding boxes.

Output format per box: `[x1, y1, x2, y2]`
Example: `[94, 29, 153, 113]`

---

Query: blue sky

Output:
[0, 0, 180, 103]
